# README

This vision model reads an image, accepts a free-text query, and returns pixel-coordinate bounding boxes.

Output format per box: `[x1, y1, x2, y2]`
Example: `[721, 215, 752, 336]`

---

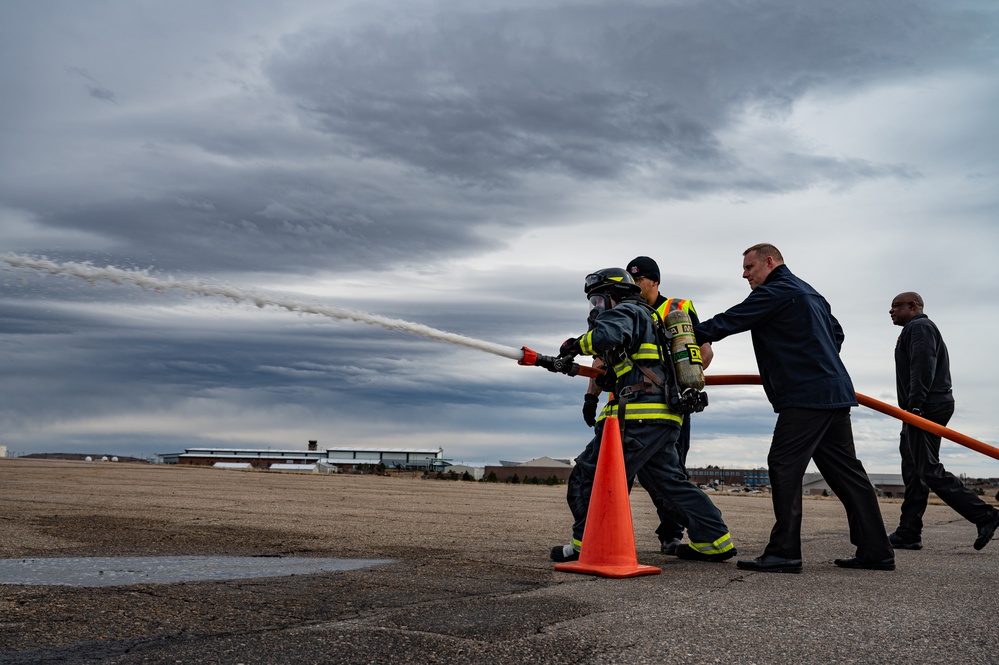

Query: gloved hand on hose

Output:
[582, 393, 600, 427]
[559, 337, 580, 357]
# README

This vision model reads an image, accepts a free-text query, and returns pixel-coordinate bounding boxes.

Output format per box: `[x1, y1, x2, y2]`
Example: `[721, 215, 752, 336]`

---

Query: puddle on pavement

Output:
[0, 556, 395, 587]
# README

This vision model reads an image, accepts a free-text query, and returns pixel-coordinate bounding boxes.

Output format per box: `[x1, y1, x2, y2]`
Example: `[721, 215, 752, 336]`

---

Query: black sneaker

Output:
[888, 532, 923, 550]
[675, 544, 737, 562]
[550, 544, 580, 562]
[974, 513, 999, 551]
[660, 538, 681, 555]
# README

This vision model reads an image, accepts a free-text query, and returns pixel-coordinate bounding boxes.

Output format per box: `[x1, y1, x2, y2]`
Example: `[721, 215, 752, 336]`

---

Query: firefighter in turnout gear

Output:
[627, 256, 715, 554]
[551, 268, 736, 564]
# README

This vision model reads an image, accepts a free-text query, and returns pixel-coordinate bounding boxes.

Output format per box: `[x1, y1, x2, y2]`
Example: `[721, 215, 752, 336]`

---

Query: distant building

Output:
[688, 466, 770, 488]
[687, 467, 907, 497]
[447, 464, 485, 481]
[269, 463, 320, 473]
[158, 444, 448, 472]
[802, 472, 906, 498]
[16, 452, 147, 463]
[484, 456, 572, 483]
[498, 458, 571, 467]
[324, 446, 448, 471]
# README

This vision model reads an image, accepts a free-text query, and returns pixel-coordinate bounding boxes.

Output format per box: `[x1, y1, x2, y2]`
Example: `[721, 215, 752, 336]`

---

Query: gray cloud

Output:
[267, 0, 981, 190]
[5, 0, 981, 279]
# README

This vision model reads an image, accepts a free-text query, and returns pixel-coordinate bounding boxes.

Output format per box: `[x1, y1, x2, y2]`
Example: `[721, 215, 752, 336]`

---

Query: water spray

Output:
[2, 254, 525, 361]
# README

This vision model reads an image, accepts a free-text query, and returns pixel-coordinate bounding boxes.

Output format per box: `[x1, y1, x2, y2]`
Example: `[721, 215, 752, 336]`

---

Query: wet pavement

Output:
[0, 556, 394, 587]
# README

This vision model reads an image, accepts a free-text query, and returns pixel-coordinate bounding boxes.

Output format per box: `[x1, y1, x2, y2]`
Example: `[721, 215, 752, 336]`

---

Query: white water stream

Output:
[2, 254, 524, 361]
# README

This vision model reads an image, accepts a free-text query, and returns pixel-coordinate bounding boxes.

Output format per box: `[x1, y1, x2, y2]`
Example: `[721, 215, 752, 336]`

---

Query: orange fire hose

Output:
[527, 351, 999, 462]
[702, 373, 999, 462]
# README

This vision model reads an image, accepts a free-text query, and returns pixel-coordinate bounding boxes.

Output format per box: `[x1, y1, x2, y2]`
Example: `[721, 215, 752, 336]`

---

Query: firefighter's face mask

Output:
[587, 293, 614, 328]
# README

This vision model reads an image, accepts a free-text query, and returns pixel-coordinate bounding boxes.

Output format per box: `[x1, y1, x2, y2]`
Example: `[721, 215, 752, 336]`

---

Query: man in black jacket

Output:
[693, 244, 893, 573]
[888, 292, 999, 550]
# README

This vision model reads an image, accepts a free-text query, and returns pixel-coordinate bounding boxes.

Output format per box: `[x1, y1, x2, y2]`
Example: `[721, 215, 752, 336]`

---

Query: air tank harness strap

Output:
[615, 378, 657, 439]
[614, 354, 668, 438]
[632, 362, 666, 391]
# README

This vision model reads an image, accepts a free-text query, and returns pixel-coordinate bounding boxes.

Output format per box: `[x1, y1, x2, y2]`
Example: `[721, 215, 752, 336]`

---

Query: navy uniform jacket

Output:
[693, 264, 857, 412]
[895, 313, 953, 411]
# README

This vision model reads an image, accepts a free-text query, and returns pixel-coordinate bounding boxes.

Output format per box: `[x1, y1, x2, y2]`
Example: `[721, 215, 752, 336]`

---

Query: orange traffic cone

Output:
[555, 416, 661, 578]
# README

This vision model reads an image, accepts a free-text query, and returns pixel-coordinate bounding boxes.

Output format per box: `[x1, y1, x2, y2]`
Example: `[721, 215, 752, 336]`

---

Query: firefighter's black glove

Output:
[594, 369, 616, 392]
[560, 337, 580, 357]
[582, 393, 599, 427]
[534, 354, 558, 372]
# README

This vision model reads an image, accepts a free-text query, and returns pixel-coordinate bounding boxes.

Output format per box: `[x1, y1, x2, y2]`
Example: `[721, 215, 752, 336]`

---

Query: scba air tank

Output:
[664, 309, 705, 390]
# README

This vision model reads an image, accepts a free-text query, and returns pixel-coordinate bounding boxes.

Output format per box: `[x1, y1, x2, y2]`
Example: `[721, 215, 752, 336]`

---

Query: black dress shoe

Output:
[888, 532, 923, 550]
[974, 513, 999, 550]
[833, 556, 895, 570]
[736, 555, 802, 574]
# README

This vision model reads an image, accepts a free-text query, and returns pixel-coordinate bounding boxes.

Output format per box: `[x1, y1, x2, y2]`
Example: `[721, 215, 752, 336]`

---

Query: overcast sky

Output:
[2, 0, 998, 477]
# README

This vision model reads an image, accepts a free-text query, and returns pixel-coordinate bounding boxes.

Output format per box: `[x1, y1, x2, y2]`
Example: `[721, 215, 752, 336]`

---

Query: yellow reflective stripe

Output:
[596, 402, 681, 423]
[614, 359, 633, 376]
[623, 402, 669, 414]
[623, 403, 677, 419]
[690, 533, 735, 555]
[626, 413, 682, 423]
[572, 538, 582, 551]
[616, 350, 665, 375]
[632, 342, 661, 361]
[622, 403, 681, 423]
[579, 331, 595, 356]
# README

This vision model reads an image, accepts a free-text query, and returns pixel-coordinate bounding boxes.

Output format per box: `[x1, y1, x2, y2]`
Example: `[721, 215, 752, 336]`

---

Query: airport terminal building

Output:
[158, 442, 448, 472]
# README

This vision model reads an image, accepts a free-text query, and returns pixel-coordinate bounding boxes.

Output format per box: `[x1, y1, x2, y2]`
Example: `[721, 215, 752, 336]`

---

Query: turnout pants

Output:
[764, 407, 892, 561]
[565, 422, 604, 540]
[896, 401, 997, 539]
[568, 419, 731, 553]
[644, 416, 692, 542]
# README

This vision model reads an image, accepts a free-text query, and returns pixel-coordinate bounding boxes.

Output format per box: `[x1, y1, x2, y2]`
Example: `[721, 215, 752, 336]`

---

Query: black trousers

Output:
[763, 407, 892, 561]
[896, 401, 996, 539]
